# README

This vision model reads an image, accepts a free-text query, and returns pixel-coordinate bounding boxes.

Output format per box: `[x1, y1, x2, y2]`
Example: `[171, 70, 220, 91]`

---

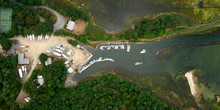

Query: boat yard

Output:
[11, 35, 92, 83]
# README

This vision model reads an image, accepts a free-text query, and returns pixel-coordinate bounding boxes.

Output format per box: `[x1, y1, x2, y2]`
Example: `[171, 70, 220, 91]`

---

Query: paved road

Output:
[31, 6, 66, 31]
[10, 0, 66, 31]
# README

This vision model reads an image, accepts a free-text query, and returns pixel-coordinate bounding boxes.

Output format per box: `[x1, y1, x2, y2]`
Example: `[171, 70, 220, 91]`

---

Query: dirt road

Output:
[12, 35, 91, 103]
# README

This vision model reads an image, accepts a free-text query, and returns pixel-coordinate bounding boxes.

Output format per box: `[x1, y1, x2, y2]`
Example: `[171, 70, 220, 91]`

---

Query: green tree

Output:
[68, 39, 78, 47]
[0, 55, 21, 109]
[39, 53, 48, 63]
[0, 36, 12, 50]
[36, 22, 53, 35]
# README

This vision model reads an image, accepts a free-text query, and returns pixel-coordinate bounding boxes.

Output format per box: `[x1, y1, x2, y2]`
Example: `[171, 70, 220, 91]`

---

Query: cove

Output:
[72, 30, 220, 98]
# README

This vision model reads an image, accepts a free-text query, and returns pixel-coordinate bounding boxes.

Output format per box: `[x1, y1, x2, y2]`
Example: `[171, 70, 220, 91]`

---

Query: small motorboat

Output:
[100, 46, 104, 50]
[140, 49, 146, 54]
[127, 42, 130, 52]
[127, 45, 130, 52]
[115, 46, 118, 49]
[135, 62, 143, 65]
[121, 45, 125, 49]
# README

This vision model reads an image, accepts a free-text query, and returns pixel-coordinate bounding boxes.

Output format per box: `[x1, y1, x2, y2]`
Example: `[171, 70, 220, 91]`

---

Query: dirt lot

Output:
[12, 35, 91, 103]
[12, 36, 91, 81]
[73, 19, 87, 35]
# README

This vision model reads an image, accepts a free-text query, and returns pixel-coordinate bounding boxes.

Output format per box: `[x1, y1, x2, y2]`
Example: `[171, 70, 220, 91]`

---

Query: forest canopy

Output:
[0, 55, 21, 109]
[16, 0, 45, 5]
[22, 61, 175, 110]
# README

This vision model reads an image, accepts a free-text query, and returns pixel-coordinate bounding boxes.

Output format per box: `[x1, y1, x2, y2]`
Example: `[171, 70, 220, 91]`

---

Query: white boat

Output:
[135, 62, 143, 65]
[127, 45, 130, 52]
[53, 52, 62, 57]
[61, 54, 68, 59]
[115, 46, 118, 49]
[56, 48, 63, 53]
[121, 44, 125, 49]
[18, 69, 23, 78]
[65, 61, 70, 65]
[127, 42, 130, 52]
[140, 49, 146, 54]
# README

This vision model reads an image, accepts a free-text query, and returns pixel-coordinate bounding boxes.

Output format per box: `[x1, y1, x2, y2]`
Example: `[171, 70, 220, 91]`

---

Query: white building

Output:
[67, 67, 74, 73]
[37, 75, 44, 86]
[66, 20, 76, 31]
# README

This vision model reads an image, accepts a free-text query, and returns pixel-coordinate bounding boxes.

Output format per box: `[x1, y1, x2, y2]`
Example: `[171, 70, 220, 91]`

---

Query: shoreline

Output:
[87, 25, 220, 49]
[185, 70, 198, 96]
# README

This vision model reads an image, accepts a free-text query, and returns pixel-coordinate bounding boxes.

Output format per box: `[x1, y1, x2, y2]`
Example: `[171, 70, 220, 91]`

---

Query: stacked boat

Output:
[37, 35, 43, 40]
[26, 34, 50, 40]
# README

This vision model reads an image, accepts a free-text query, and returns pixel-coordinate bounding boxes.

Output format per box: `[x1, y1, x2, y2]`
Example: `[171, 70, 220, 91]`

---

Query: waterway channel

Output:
[73, 30, 220, 99]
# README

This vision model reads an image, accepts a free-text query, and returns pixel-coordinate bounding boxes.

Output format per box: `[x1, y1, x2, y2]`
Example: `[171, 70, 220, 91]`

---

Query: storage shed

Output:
[66, 20, 76, 31]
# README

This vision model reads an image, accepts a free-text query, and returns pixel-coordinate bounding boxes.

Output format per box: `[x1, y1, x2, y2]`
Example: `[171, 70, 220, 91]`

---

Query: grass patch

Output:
[75, 35, 89, 45]
[156, 48, 173, 60]
[204, 0, 220, 7]
[54, 29, 74, 36]
[86, 24, 113, 41]
[194, 8, 220, 21]
[68, 39, 78, 47]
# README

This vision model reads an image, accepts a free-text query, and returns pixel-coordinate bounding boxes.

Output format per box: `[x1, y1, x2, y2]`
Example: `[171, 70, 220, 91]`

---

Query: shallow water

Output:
[88, 0, 181, 32]
[73, 30, 220, 97]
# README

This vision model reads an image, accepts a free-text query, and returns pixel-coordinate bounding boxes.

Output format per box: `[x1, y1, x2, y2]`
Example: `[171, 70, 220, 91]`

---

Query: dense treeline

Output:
[36, 21, 53, 35]
[39, 53, 48, 64]
[117, 14, 181, 40]
[22, 61, 175, 109]
[16, 0, 45, 5]
[37, 8, 56, 24]
[0, 35, 12, 50]
[75, 35, 89, 45]
[15, 0, 88, 21]
[49, 5, 89, 22]
[0, 1, 53, 37]
[68, 39, 79, 47]
[0, 1, 39, 37]
[44, 0, 89, 22]
[54, 29, 74, 36]
[0, 55, 21, 109]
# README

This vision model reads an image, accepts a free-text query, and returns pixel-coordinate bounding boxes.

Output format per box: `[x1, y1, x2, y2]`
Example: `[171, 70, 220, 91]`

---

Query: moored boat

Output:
[140, 49, 146, 54]
[127, 42, 130, 52]
[135, 62, 143, 65]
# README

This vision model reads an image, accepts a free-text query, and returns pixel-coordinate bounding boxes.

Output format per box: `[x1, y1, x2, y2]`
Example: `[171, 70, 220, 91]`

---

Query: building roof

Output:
[47, 58, 52, 65]
[7, 40, 19, 55]
[67, 67, 74, 73]
[18, 53, 30, 65]
[37, 75, 44, 86]
[66, 20, 76, 31]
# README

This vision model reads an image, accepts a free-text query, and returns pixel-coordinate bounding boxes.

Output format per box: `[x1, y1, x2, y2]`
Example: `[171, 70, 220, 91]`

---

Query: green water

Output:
[73, 31, 220, 103]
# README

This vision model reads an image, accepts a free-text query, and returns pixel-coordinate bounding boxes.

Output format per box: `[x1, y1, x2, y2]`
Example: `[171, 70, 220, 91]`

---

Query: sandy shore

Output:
[185, 70, 198, 96]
